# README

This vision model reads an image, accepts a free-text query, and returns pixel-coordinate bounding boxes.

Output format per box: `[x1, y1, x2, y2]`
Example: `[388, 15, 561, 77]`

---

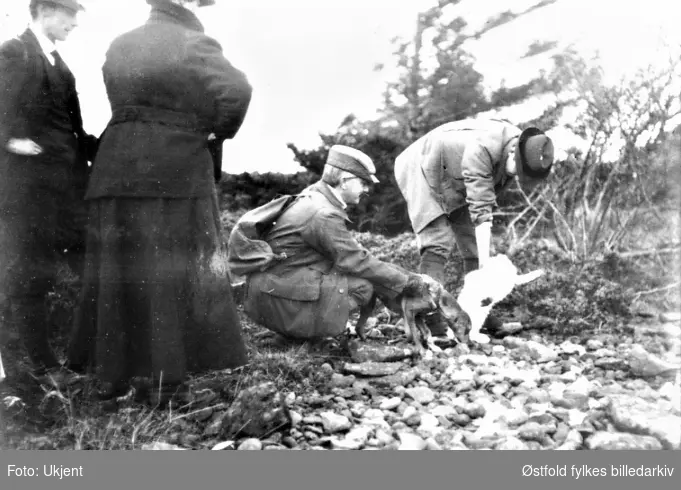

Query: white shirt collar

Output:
[325, 183, 347, 210]
[29, 24, 57, 65]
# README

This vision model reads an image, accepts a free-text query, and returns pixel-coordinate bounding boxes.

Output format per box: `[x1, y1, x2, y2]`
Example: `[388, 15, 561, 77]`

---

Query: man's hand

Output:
[6, 138, 42, 156]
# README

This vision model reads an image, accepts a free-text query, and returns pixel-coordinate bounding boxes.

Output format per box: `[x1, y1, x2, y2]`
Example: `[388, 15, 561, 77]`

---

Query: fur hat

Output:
[326, 145, 380, 184]
[514, 127, 554, 184]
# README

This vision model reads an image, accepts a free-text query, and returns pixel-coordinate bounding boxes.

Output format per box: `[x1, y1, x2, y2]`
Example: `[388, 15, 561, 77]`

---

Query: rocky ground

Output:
[136, 309, 680, 451]
[1, 310, 679, 451]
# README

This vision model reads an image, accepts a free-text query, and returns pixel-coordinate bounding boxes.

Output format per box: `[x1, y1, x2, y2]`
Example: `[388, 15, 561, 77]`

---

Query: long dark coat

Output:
[244, 182, 411, 339]
[67, 2, 252, 399]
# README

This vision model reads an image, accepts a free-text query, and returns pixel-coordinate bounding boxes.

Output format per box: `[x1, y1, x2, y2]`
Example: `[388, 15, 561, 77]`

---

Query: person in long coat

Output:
[67, 0, 252, 404]
[0, 0, 97, 386]
[242, 145, 426, 339]
[394, 119, 554, 336]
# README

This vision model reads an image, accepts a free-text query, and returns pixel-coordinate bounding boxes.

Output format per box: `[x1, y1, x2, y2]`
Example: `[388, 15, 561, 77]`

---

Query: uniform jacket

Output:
[244, 181, 411, 339]
[85, 2, 252, 200]
[394, 119, 521, 233]
[0, 29, 96, 191]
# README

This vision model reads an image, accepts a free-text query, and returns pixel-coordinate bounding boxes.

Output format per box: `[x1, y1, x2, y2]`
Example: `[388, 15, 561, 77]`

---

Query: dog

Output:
[354, 274, 471, 358]
[457, 254, 544, 344]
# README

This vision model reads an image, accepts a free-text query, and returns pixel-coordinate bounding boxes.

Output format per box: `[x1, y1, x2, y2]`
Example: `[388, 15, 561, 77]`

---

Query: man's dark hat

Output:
[514, 127, 554, 183]
[37, 0, 85, 13]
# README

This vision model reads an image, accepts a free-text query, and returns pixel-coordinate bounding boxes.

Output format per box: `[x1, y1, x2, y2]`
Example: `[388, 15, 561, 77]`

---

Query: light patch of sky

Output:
[2, 0, 680, 173]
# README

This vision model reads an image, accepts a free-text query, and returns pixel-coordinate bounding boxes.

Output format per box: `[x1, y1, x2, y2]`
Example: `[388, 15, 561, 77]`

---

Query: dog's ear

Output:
[515, 269, 544, 286]
[437, 289, 465, 321]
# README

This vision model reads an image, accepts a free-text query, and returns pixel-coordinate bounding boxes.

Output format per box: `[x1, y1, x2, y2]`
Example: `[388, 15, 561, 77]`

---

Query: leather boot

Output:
[462, 257, 479, 275]
[419, 252, 449, 336]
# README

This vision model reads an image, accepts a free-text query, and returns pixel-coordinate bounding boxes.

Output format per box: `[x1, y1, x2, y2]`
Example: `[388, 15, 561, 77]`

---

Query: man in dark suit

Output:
[0, 0, 97, 385]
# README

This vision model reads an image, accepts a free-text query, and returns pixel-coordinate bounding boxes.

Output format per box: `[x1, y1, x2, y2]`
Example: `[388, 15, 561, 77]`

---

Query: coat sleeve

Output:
[0, 39, 28, 148]
[301, 208, 411, 298]
[461, 142, 497, 227]
[186, 34, 253, 142]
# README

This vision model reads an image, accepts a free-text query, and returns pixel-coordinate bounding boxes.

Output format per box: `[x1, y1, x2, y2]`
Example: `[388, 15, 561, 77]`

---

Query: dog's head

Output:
[419, 274, 472, 343]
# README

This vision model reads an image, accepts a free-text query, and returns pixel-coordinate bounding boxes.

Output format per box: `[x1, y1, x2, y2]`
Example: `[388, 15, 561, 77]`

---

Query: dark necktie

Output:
[50, 50, 69, 75]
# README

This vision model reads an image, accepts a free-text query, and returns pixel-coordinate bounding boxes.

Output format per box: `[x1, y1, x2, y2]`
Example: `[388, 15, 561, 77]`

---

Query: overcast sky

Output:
[2, 0, 679, 173]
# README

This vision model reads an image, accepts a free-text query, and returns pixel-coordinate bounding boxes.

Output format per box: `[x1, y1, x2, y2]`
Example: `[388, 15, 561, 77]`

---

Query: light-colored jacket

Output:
[394, 119, 520, 233]
[244, 181, 411, 339]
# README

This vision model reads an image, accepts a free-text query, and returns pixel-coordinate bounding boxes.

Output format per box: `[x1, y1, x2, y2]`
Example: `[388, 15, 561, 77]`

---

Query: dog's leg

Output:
[401, 298, 425, 358]
[421, 319, 443, 354]
[355, 294, 378, 340]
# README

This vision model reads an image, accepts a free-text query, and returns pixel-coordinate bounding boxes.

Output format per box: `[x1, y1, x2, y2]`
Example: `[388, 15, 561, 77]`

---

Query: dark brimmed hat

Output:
[36, 0, 85, 13]
[326, 145, 380, 184]
[514, 127, 554, 185]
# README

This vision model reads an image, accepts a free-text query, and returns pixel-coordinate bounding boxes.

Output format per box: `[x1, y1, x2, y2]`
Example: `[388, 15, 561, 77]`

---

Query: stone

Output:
[379, 397, 402, 411]
[372, 368, 419, 388]
[502, 336, 526, 349]
[319, 412, 352, 434]
[627, 345, 680, 378]
[142, 442, 186, 450]
[566, 410, 588, 428]
[425, 437, 443, 450]
[594, 358, 626, 370]
[237, 438, 263, 450]
[374, 429, 395, 447]
[402, 405, 418, 420]
[343, 361, 403, 377]
[559, 341, 586, 356]
[363, 408, 385, 420]
[490, 382, 511, 397]
[446, 364, 475, 381]
[607, 395, 681, 449]
[474, 419, 509, 439]
[494, 436, 528, 450]
[330, 373, 355, 388]
[660, 311, 681, 323]
[463, 403, 486, 419]
[397, 432, 427, 450]
[586, 431, 663, 450]
[347, 339, 415, 363]
[517, 422, 552, 442]
[431, 405, 458, 419]
[462, 433, 499, 450]
[500, 409, 529, 427]
[555, 377, 592, 410]
[585, 339, 604, 351]
[405, 386, 435, 405]
[555, 429, 582, 450]
[289, 411, 303, 428]
[282, 436, 297, 448]
[449, 413, 471, 426]
[527, 389, 550, 404]
[331, 426, 373, 450]
[211, 440, 235, 450]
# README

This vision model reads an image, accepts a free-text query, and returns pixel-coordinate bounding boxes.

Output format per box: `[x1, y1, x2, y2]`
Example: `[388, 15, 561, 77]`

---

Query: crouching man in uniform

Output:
[243, 145, 426, 340]
[394, 119, 554, 338]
